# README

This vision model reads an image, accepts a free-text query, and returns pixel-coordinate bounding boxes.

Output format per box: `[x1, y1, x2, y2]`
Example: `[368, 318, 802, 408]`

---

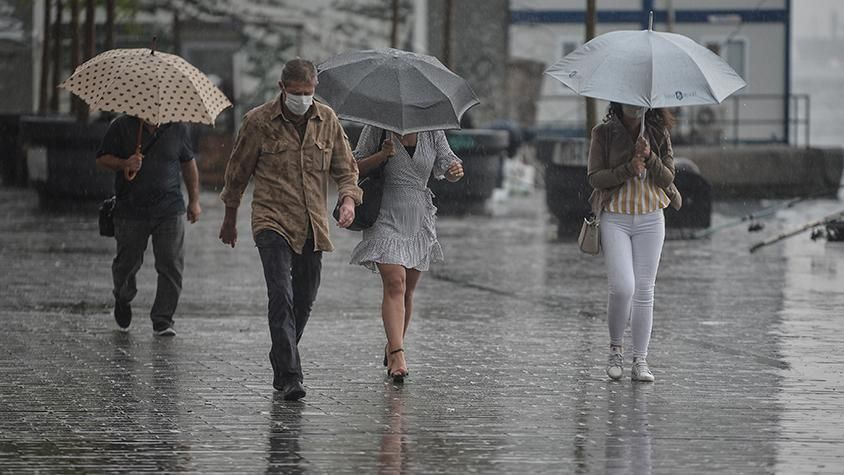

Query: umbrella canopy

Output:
[60, 47, 232, 126]
[545, 27, 746, 109]
[316, 48, 479, 135]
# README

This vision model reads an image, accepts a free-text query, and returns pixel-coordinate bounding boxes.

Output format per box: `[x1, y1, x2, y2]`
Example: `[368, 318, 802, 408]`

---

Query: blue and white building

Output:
[510, 0, 796, 145]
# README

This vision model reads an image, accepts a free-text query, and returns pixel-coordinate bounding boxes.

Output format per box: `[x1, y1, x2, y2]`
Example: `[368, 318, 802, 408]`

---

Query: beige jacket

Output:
[220, 97, 363, 253]
[587, 118, 682, 215]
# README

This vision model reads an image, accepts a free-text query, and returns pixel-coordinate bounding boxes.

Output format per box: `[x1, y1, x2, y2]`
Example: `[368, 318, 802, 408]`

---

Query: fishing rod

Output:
[690, 186, 844, 240]
[749, 210, 844, 253]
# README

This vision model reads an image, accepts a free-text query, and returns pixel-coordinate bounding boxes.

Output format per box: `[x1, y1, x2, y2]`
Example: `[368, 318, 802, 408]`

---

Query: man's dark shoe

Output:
[277, 381, 306, 401]
[114, 301, 131, 331]
[153, 326, 177, 337]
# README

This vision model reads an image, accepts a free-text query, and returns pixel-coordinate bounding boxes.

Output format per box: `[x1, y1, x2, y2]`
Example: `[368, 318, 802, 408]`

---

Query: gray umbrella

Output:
[316, 48, 479, 135]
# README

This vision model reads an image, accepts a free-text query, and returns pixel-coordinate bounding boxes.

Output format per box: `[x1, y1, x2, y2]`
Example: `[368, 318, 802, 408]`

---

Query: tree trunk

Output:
[105, 0, 115, 50]
[443, 0, 452, 68]
[83, 0, 94, 61]
[585, 0, 597, 140]
[173, 10, 181, 55]
[49, 0, 63, 112]
[39, 0, 51, 114]
[70, 0, 81, 114]
[390, 0, 399, 48]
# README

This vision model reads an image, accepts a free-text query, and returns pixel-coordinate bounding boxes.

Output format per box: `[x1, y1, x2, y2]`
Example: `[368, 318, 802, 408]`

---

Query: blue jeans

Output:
[255, 230, 322, 386]
[112, 214, 184, 331]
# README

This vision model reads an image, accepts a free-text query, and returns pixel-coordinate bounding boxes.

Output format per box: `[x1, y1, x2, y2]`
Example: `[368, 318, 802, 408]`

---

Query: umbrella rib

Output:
[661, 35, 746, 102]
[155, 55, 165, 124]
[173, 64, 212, 123]
[333, 60, 380, 110]
[648, 32, 656, 109]
[88, 76, 124, 112]
[406, 62, 468, 119]
[176, 57, 232, 121]
[556, 42, 619, 102]
[393, 61, 405, 133]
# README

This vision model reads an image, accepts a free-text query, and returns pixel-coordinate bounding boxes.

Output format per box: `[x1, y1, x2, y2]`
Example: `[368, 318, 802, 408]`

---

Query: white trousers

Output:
[600, 210, 665, 359]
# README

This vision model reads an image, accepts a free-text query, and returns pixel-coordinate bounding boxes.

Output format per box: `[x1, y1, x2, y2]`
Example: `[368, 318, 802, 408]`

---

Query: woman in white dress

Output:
[350, 125, 464, 382]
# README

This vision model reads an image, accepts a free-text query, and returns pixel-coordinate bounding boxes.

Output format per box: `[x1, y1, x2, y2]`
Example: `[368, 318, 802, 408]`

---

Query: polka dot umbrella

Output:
[59, 44, 232, 180]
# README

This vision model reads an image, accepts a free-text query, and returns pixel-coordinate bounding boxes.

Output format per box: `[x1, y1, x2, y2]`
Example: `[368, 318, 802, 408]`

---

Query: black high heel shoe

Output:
[387, 348, 408, 383]
[383, 343, 388, 367]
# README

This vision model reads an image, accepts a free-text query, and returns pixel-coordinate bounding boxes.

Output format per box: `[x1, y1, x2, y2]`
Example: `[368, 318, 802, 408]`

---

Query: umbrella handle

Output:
[124, 120, 144, 181]
[639, 109, 647, 137]
[124, 147, 143, 181]
[637, 109, 648, 179]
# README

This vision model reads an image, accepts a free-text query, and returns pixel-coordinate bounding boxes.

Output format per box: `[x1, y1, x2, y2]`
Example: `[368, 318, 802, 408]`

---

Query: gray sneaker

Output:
[606, 350, 624, 380]
[631, 358, 655, 382]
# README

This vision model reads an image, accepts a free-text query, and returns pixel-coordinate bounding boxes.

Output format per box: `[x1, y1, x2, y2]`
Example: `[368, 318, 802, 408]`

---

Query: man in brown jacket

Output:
[219, 59, 362, 400]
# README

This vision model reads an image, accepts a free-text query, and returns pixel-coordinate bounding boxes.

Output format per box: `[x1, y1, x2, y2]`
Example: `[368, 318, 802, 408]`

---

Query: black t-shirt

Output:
[97, 115, 194, 219]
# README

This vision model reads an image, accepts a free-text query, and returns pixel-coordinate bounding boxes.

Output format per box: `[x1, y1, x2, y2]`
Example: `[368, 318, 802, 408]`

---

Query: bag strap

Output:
[595, 124, 611, 220]
[373, 128, 388, 174]
[140, 123, 172, 155]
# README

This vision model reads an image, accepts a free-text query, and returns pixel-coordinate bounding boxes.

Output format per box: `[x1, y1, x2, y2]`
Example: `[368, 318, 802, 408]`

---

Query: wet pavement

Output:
[1, 185, 843, 473]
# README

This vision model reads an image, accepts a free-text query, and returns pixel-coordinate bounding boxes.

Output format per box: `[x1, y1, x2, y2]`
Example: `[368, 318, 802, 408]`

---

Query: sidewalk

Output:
[1, 186, 842, 473]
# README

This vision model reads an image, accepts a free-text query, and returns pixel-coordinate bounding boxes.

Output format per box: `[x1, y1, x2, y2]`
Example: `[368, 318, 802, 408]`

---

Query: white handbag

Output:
[578, 212, 601, 255]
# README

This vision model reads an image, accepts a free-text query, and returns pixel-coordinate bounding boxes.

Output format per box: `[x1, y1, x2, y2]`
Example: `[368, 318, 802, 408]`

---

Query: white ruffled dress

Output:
[349, 125, 461, 272]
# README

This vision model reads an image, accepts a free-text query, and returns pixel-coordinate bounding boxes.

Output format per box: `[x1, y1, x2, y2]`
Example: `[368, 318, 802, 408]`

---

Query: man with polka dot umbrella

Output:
[60, 41, 232, 180]
[60, 42, 231, 336]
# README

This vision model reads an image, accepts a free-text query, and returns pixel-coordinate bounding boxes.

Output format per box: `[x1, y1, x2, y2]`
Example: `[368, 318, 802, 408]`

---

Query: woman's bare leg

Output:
[378, 263, 408, 375]
[403, 269, 423, 337]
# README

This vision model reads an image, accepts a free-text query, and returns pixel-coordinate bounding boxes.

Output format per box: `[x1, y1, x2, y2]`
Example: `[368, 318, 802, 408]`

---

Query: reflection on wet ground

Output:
[0, 187, 842, 473]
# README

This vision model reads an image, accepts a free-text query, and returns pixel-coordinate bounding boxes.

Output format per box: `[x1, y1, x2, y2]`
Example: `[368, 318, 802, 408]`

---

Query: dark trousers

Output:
[255, 230, 322, 385]
[112, 215, 184, 331]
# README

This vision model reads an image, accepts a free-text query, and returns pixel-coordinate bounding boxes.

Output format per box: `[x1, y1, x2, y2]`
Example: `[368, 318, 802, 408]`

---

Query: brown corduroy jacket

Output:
[587, 117, 682, 215]
[220, 96, 363, 253]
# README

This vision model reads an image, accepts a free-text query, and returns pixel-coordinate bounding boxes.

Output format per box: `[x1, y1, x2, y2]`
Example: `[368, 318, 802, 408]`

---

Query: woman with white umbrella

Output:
[587, 102, 682, 382]
[545, 12, 745, 383]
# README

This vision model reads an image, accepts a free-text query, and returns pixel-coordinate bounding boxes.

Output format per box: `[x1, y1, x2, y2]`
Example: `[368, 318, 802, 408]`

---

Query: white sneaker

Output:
[631, 358, 655, 382]
[606, 350, 624, 380]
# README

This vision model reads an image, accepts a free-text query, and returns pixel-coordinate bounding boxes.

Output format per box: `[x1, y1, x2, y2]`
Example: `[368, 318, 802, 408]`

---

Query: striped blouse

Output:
[605, 172, 670, 214]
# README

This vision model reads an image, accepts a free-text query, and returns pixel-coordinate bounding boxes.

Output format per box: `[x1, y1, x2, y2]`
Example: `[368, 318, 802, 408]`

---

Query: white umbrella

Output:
[545, 13, 746, 134]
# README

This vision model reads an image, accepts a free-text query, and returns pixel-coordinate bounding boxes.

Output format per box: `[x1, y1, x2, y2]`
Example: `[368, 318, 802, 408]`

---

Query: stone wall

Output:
[675, 145, 844, 199]
[427, 0, 509, 127]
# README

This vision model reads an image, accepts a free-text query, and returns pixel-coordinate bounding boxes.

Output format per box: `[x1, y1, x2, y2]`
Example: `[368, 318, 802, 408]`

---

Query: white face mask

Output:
[285, 93, 313, 116]
[621, 104, 645, 118]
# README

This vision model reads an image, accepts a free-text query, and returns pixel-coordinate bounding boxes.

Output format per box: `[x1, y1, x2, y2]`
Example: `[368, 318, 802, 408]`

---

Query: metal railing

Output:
[534, 93, 811, 147]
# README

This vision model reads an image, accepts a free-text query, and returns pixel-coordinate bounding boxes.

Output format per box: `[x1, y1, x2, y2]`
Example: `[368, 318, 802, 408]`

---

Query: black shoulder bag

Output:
[334, 128, 387, 231]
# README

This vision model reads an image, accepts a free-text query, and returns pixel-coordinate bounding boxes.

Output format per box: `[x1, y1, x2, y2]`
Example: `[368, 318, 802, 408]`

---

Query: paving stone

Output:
[0, 187, 843, 473]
